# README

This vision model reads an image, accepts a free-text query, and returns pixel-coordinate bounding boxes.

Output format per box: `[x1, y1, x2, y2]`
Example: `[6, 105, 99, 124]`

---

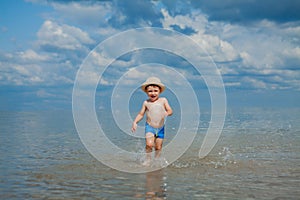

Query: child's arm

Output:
[164, 98, 173, 116]
[131, 101, 147, 132]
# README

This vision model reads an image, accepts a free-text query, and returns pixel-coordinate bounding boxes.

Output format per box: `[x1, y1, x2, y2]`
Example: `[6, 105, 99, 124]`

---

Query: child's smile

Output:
[146, 86, 160, 102]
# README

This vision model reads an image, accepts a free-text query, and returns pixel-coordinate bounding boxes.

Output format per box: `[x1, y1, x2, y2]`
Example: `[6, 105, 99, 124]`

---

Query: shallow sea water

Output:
[0, 108, 299, 199]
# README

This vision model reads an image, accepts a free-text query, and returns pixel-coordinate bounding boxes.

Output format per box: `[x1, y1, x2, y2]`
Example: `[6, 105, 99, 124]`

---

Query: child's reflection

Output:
[145, 170, 167, 199]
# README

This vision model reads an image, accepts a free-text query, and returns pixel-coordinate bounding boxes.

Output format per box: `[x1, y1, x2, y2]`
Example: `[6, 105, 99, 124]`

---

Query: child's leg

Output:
[143, 132, 155, 165]
[154, 138, 163, 158]
[145, 132, 155, 153]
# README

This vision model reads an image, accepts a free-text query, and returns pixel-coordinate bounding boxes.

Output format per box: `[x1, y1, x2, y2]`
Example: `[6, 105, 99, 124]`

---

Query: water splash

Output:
[211, 147, 236, 168]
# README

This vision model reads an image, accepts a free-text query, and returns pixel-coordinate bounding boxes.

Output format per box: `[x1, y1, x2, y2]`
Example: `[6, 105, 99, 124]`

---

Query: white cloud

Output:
[99, 77, 114, 86]
[18, 49, 50, 62]
[37, 20, 95, 51]
[0, 48, 76, 86]
[75, 70, 100, 87]
[225, 82, 241, 87]
[161, 9, 207, 34]
[14, 65, 31, 76]
[0, 62, 44, 86]
[94, 27, 120, 39]
[51, 1, 113, 27]
[242, 77, 267, 89]
[183, 17, 300, 90]
[161, 9, 240, 63]
[126, 68, 148, 79]
[29, 76, 43, 83]
[1, 1, 300, 93]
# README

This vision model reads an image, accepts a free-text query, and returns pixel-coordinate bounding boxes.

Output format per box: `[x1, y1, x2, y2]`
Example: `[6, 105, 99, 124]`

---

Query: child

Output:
[131, 77, 173, 166]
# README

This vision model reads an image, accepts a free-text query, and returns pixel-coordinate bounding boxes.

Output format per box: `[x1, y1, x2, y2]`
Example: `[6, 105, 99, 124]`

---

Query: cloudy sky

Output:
[1, 0, 300, 110]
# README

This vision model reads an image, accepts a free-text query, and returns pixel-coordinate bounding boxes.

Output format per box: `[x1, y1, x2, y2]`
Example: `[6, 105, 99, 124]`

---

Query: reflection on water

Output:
[134, 170, 168, 199]
[1, 108, 300, 199]
[145, 170, 167, 199]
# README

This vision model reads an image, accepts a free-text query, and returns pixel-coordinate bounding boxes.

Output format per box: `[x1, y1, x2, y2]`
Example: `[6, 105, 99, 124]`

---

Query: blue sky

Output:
[0, 0, 300, 110]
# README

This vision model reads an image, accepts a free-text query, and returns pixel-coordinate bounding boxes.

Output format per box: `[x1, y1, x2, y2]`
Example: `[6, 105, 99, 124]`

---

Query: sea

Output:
[0, 107, 299, 199]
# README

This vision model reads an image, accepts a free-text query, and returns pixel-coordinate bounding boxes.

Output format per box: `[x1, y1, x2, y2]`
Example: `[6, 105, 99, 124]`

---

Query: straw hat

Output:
[141, 77, 165, 93]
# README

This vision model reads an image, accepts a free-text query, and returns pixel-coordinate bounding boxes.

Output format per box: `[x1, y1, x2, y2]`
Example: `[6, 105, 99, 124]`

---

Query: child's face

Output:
[146, 85, 161, 102]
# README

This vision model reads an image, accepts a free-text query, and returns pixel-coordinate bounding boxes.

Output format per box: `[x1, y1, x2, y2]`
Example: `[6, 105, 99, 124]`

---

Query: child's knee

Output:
[155, 145, 162, 151]
[146, 142, 154, 149]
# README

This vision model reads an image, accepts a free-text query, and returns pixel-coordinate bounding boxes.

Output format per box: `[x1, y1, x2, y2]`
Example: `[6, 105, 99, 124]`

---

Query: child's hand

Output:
[131, 122, 137, 132]
[164, 110, 168, 117]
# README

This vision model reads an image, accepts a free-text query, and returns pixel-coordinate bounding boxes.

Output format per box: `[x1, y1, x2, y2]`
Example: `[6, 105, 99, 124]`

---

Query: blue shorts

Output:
[145, 122, 165, 139]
